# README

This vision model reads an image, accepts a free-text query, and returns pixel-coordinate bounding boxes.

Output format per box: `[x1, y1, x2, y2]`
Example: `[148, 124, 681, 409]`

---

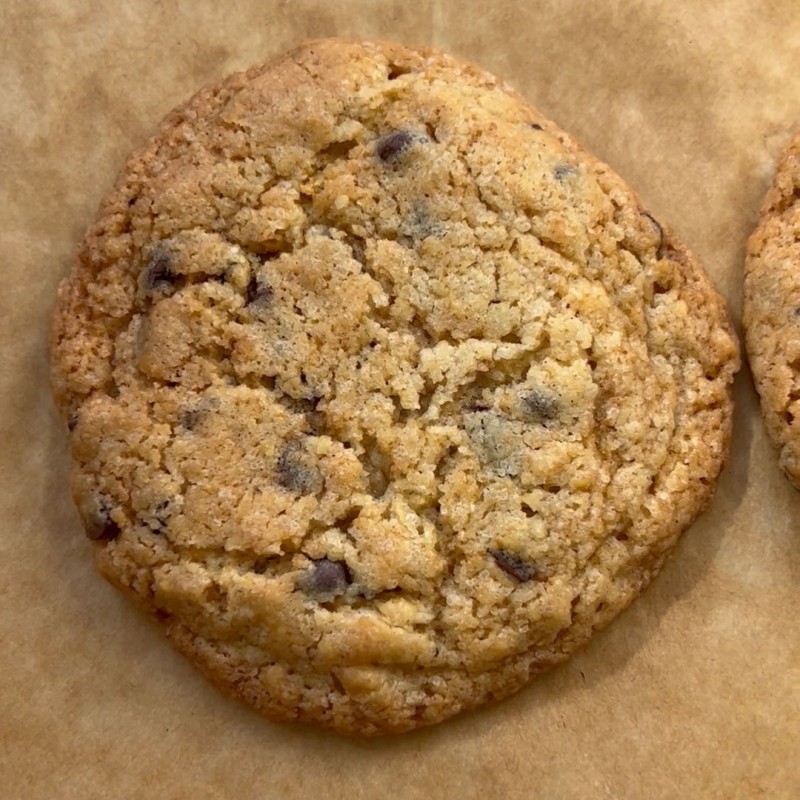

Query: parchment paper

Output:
[1, 2, 798, 798]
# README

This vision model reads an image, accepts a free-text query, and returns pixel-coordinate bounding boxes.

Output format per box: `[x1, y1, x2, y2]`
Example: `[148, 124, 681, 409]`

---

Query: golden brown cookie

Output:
[50, 38, 739, 735]
[745, 131, 800, 489]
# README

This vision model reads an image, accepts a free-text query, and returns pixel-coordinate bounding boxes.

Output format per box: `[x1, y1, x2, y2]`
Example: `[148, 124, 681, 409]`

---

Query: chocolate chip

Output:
[298, 557, 351, 598]
[152, 500, 171, 530]
[143, 250, 176, 292]
[530, 123, 543, 131]
[376, 130, 415, 162]
[521, 389, 560, 422]
[180, 408, 202, 430]
[67, 413, 79, 432]
[553, 164, 578, 180]
[488, 548, 536, 582]
[276, 441, 321, 495]
[84, 500, 122, 541]
[641, 211, 666, 259]
[245, 275, 273, 307]
[793, 306, 800, 318]
[144, 500, 171, 534]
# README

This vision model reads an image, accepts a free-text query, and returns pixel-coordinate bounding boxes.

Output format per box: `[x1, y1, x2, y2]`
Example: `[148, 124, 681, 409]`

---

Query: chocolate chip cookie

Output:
[745, 131, 800, 489]
[50, 38, 739, 734]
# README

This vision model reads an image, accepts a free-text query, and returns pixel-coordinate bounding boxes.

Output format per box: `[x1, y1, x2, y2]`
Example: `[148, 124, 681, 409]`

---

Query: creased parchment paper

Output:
[1, 2, 798, 798]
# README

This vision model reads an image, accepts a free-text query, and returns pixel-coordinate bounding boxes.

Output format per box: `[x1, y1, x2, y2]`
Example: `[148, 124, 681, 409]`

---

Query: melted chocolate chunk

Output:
[488, 548, 536, 582]
[521, 389, 560, 422]
[276, 441, 321, 495]
[180, 408, 202, 430]
[84, 499, 121, 541]
[553, 164, 578, 180]
[530, 123, 543, 131]
[67, 413, 79, 432]
[245, 275, 273, 306]
[151, 500, 171, 531]
[298, 558, 351, 598]
[143, 250, 176, 292]
[376, 130, 415, 162]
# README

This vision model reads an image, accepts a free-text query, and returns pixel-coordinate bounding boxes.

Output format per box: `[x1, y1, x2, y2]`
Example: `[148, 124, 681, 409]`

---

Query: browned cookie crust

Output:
[51, 38, 739, 734]
[745, 131, 800, 489]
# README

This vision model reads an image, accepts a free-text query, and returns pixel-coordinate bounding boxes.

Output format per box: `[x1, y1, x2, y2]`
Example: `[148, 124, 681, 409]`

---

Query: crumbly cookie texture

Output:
[745, 131, 800, 490]
[51, 38, 739, 735]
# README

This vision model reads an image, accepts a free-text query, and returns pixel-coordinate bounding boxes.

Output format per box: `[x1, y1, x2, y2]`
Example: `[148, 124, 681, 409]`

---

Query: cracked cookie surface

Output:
[51, 38, 739, 734]
[745, 131, 800, 489]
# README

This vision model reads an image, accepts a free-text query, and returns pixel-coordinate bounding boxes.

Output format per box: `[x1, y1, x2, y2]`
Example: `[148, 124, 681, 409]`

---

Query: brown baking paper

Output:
[2, 1, 798, 797]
